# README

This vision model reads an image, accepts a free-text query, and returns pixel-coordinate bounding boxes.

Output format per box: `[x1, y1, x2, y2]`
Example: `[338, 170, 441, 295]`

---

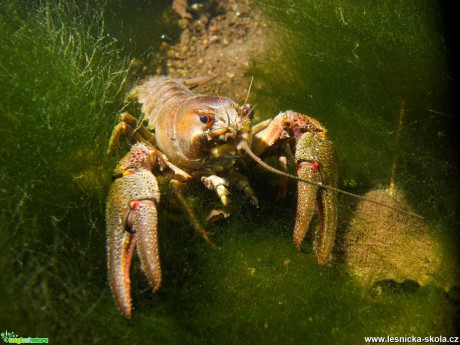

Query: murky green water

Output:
[0, 1, 458, 344]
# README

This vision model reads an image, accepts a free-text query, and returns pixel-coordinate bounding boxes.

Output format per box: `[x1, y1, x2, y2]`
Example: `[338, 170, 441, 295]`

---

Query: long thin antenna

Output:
[240, 140, 423, 219]
[244, 76, 254, 105]
[182, 74, 221, 90]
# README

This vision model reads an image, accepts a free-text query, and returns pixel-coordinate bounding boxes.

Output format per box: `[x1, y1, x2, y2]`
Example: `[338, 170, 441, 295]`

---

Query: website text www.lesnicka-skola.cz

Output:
[364, 335, 459, 343]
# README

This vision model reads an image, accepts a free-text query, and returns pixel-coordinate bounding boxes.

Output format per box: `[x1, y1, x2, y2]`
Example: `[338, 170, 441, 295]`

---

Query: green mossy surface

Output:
[0, 0, 458, 344]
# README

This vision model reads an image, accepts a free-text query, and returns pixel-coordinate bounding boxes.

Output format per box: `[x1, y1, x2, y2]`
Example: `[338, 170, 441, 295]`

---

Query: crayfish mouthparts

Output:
[207, 127, 237, 141]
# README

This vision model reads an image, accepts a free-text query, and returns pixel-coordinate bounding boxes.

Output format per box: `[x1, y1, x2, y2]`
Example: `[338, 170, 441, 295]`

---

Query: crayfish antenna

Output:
[239, 140, 423, 219]
[181, 74, 221, 89]
[244, 76, 254, 105]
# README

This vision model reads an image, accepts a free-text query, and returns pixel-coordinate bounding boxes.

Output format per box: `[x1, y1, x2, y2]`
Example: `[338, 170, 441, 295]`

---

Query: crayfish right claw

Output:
[106, 144, 161, 317]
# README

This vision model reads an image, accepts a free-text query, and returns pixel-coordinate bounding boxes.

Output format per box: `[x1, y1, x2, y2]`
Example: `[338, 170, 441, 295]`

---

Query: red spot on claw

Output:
[312, 161, 319, 170]
[131, 200, 140, 209]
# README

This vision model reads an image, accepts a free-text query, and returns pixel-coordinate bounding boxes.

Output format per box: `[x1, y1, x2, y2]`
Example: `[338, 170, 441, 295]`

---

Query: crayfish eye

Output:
[240, 104, 253, 118]
[198, 113, 214, 126]
[199, 114, 209, 123]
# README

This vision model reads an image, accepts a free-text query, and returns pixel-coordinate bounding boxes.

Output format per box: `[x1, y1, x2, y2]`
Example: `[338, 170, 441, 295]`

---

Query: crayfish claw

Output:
[106, 144, 161, 317]
[294, 131, 339, 264]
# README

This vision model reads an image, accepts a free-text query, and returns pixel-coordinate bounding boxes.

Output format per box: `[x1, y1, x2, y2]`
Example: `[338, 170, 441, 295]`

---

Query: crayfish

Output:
[106, 75, 341, 316]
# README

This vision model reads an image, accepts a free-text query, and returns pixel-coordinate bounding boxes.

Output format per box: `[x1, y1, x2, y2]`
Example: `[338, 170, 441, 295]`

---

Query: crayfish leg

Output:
[107, 112, 157, 155]
[170, 179, 217, 248]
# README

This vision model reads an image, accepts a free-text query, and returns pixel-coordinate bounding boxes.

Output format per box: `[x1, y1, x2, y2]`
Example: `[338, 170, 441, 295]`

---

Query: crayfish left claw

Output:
[294, 131, 338, 264]
[106, 144, 161, 317]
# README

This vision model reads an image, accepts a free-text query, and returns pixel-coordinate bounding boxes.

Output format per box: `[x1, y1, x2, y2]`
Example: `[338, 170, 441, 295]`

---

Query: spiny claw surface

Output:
[106, 144, 161, 317]
[294, 131, 338, 264]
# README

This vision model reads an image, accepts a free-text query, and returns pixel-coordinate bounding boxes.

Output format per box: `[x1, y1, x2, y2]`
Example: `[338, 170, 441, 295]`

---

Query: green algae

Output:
[0, 0, 132, 340]
[0, 0, 458, 344]
[178, 221, 457, 343]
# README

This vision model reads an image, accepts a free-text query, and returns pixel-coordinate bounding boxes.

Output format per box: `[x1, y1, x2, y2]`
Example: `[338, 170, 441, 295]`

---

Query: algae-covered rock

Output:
[344, 189, 456, 290]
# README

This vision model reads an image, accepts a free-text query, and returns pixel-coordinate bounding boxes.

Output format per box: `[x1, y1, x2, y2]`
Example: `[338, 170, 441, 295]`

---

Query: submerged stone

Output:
[344, 189, 456, 291]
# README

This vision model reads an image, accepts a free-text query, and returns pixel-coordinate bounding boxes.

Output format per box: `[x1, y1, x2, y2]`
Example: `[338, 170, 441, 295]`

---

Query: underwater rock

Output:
[344, 189, 450, 290]
[172, 0, 192, 19]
